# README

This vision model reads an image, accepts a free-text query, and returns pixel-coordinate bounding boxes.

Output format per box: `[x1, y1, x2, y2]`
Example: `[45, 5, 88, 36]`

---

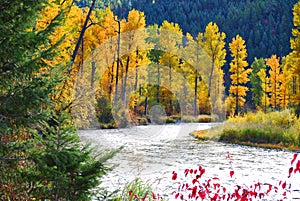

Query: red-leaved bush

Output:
[171, 153, 300, 201]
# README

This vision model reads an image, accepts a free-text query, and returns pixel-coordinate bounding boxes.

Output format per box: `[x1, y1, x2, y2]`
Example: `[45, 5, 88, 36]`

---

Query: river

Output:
[79, 123, 300, 200]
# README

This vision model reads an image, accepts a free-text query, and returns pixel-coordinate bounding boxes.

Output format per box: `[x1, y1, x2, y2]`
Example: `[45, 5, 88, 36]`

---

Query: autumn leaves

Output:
[38, 0, 300, 126]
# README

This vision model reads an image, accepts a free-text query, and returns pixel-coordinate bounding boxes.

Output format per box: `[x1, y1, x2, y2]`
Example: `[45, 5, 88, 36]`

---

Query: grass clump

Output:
[219, 110, 300, 150]
[182, 115, 219, 123]
[114, 178, 165, 201]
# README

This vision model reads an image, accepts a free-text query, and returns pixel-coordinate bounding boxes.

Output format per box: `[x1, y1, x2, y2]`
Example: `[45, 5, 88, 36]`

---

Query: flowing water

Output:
[79, 123, 300, 200]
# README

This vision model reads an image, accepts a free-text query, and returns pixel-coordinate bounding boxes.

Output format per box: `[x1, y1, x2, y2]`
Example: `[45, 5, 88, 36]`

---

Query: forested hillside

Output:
[109, 0, 297, 63]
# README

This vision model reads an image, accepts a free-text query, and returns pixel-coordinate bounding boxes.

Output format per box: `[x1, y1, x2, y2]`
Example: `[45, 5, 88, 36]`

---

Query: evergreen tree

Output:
[31, 112, 118, 200]
[250, 58, 266, 108]
[0, 1, 117, 200]
[290, 1, 300, 106]
[257, 68, 270, 112]
[0, 1, 62, 198]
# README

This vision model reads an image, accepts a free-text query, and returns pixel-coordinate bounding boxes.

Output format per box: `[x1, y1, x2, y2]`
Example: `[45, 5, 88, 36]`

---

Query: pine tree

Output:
[228, 35, 252, 115]
[290, 1, 300, 106]
[0, 0, 64, 199]
[30, 112, 119, 200]
[250, 58, 266, 108]
[0, 1, 117, 200]
[257, 68, 270, 112]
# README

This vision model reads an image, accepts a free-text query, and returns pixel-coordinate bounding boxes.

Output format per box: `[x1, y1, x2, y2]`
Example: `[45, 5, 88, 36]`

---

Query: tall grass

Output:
[219, 110, 300, 149]
[114, 178, 165, 201]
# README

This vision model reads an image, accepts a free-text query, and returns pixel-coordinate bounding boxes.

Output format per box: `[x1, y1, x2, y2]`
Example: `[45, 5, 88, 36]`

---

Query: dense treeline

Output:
[70, 0, 300, 126]
[110, 0, 298, 63]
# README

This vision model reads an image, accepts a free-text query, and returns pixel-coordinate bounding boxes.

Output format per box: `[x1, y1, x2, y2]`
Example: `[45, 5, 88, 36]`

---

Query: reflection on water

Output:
[79, 123, 300, 200]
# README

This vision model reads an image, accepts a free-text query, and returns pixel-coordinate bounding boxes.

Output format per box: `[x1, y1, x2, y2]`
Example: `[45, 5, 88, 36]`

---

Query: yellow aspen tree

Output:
[121, 10, 148, 110]
[228, 35, 252, 115]
[198, 79, 211, 114]
[159, 20, 183, 114]
[183, 32, 201, 115]
[266, 55, 281, 110]
[225, 96, 236, 117]
[96, 8, 119, 98]
[279, 56, 292, 109]
[197, 22, 226, 97]
[290, 1, 300, 106]
[257, 68, 270, 112]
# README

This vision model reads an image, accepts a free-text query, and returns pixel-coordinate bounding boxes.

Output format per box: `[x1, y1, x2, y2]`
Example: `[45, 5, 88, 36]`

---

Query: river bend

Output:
[79, 123, 300, 200]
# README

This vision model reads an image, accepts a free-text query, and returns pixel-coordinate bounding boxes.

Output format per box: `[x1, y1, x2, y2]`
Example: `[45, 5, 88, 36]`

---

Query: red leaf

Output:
[212, 193, 218, 200]
[259, 193, 264, 198]
[294, 160, 300, 173]
[291, 153, 298, 165]
[199, 191, 205, 199]
[266, 184, 272, 195]
[230, 170, 234, 178]
[175, 193, 180, 199]
[255, 182, 261, 191]
[172, 171, 177, 180]
[282, 181, 286, 189]
[289, 167, 293, 178]
[192, 186, 197, 198]
[192, 178, 198, 184]
[152, 192, 157, 199]
[226, 152, 231, 159]
[223, 187, 226, 193]
[184, 169, 189, 177]
[141, 192, 148, 201]
[200, 168, 205, 177]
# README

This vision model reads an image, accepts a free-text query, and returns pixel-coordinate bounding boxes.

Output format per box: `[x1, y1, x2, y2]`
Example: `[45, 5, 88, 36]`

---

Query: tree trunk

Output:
[91, 61, 96, 89]
[108, 55, 115, 98]
[145, 96, 148, 115]
[80, 37, 84, 76]
[169, 64, 172, 114]
[123, 56, 130, 110]
[234, 85, 239, 116]
[208, 58, 215, 97]
[70, 0, 96, 70]
[194, 73, 198, 116]
[114, 19, 121, 102]
[156, 65, 160, 103]
[264, 80, 267, 113]
[134, 49, 139, 91]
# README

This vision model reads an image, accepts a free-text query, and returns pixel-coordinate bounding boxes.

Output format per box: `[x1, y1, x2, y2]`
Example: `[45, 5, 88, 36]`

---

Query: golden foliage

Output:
[228, 35, 251, 114]
[266, 55, 281, 109]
